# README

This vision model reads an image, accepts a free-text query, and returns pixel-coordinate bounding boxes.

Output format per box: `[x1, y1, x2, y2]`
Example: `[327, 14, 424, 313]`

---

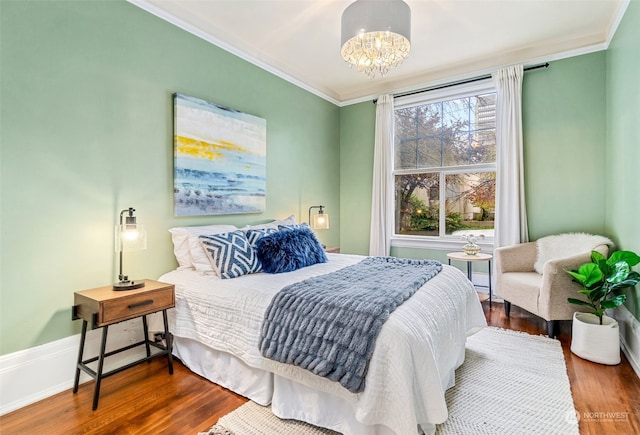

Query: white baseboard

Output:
[0, 318, 150, 416]
[610, 305, 640, 379]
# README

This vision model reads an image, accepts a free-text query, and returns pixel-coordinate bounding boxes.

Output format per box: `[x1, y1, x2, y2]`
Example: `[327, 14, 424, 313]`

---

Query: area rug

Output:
[199, 327, 579, 435]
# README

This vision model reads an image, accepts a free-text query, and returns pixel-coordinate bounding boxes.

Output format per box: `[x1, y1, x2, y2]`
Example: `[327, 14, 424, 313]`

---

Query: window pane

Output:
[472, 93, 496, 131]
[417, 103, 442, 136]
[396, 139, 418, 169]
[443, 131, 471, 166]
[395, 173, 439, 236]
[469, 129, 496, 164]
[441, 99, 468, 130]
[395, 107, 417, 141]
[444, 172, 495, 236]
[417, 137, 442, 168]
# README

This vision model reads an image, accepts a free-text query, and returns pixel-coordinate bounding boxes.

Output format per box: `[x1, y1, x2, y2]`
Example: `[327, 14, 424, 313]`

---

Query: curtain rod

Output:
[373, 62, 549, 104]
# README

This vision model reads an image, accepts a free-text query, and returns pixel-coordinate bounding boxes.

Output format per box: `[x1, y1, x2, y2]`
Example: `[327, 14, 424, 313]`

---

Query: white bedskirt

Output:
[173, 335, 398, 435]
[154, 254, 487, 435]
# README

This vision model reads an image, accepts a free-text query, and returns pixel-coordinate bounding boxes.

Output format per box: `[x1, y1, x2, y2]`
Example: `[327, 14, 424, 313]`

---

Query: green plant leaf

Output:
[607, 250, 640, 268]
[626, 271, 640, 281]
[566, 270, 587, 285]
[567, 297, 593, 307]
[577, 263, 603, 287]
[607, 261, 630, 284]
[588, 287, 606, 302]
[610, 276, 640, 291]
[591, 250, 606, 264]
[601, 294, 626, 309]
[596, 258, 610, 277]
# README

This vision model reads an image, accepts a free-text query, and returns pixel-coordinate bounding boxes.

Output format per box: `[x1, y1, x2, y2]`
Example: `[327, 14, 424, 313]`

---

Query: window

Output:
[393, 82, 496, 247]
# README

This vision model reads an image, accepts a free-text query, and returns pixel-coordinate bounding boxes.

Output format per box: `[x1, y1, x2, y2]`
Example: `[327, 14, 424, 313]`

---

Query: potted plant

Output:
[565, 249, 640, 365]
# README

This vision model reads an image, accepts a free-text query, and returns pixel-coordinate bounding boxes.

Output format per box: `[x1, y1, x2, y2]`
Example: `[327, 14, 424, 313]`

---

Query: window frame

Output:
[391, 79, 497, 251]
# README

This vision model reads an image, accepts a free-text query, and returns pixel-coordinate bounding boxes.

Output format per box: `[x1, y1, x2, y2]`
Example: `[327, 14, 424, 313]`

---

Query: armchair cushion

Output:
[534, 233, 613, 274]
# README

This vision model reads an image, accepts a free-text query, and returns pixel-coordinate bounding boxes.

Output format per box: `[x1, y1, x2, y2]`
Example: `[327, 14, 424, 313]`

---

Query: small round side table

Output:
[446, 251, 493, 308]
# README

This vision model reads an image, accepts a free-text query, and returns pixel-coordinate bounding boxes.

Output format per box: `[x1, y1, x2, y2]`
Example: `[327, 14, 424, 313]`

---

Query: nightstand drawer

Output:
[73, 280, 175, 327]
[102, 287, 174, 325]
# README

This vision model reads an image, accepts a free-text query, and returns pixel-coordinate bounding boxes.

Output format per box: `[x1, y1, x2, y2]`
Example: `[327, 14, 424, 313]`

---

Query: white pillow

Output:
[241, 214, 296, 231]
[169, 225, 238, 270]
[534, 233, 613, 274]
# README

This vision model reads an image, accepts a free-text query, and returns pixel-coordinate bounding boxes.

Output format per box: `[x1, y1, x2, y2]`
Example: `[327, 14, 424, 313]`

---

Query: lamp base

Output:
[113, 280, 145, 291]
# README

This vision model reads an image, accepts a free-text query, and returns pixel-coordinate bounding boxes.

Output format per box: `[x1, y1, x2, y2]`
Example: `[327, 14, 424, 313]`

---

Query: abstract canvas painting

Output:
[173, 93, 266, 216]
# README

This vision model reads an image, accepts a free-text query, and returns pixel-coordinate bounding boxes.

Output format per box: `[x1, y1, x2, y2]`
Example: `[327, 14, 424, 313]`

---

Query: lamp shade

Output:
[308, 205, 330, 230]
[312, 212, 330, 230]
[341, 0, 411, 77]
[115, 221, 147, 252]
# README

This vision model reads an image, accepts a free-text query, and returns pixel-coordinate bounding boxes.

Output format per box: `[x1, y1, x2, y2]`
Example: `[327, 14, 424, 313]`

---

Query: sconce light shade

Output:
[114, 207, 147, 290]
[308, 205, 330, 230]
[341, 0, 411, 78]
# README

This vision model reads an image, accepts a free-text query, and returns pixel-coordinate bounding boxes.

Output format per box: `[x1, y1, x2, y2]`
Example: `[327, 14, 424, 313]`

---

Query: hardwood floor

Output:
[1, 300, 639, 434]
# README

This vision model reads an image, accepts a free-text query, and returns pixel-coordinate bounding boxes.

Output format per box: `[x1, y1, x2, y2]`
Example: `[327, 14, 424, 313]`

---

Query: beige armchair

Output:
[494, 241, 610, 337]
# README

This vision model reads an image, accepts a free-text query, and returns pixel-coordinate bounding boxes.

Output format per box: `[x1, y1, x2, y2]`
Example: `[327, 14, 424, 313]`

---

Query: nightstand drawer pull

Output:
[128, 299, 153, 309]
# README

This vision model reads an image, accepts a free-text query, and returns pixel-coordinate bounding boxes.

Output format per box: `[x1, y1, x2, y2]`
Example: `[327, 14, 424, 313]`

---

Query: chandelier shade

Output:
[341, 0, 411, 78]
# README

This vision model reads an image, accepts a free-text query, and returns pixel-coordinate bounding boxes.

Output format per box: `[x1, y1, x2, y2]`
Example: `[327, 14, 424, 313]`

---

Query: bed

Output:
[153, 220, 487, 435]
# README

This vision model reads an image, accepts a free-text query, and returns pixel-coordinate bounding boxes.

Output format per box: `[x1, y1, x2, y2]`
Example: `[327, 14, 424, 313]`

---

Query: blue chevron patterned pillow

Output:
[199, 230, 262, 279]
[245, 227, 278, 248]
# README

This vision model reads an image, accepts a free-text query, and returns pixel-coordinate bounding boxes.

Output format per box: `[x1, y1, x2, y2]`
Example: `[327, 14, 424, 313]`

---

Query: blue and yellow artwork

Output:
[173, 94, 266, 216]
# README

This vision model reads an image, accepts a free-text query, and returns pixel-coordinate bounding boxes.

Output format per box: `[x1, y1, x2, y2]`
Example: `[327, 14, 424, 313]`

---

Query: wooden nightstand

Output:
[72, 279, 175, 410]
[325, 246, 340, 253]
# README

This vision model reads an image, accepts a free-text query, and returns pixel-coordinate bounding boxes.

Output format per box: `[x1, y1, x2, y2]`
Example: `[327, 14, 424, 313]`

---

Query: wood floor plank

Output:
[1, 300, 638, 434]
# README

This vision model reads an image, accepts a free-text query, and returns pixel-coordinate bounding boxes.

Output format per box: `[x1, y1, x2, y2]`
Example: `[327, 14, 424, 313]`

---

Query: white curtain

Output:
[369, 94, 394, 256]
[492, 65, 528, 248]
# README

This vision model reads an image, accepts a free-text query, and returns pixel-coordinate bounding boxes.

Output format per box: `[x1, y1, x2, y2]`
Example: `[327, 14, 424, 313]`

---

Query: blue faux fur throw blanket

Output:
[259, 256, 443, 393]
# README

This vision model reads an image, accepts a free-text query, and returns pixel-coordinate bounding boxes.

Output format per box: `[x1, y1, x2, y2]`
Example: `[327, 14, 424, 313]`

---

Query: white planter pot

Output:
[571, 312, 620, 365]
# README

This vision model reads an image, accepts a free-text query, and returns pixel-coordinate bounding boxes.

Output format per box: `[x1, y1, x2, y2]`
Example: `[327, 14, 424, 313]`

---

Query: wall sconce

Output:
[113, 207, 147, 290]
[308, 205, 330, 230]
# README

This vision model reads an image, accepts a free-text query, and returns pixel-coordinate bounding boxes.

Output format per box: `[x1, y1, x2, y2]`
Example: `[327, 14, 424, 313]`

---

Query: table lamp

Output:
[113, 207, 147, 290]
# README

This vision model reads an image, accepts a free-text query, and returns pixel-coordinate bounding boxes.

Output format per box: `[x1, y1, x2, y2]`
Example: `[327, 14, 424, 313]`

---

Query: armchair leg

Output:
[504, 300, 511, 317]
[547, 320, 558, 338]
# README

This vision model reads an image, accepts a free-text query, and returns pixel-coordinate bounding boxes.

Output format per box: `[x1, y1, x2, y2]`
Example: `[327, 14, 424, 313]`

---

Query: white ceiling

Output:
[130, 0, 628, 105]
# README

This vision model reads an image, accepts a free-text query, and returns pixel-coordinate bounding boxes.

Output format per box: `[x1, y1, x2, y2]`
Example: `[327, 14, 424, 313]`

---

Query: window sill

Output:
[391, 235, 494, 253]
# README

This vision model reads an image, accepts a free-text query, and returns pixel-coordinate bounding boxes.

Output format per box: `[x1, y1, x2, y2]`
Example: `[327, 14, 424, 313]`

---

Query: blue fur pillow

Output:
[256, 226, 327, 274]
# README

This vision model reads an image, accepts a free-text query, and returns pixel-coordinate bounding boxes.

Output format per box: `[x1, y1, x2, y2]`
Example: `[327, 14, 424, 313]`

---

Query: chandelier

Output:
[340, 0, 411, 78]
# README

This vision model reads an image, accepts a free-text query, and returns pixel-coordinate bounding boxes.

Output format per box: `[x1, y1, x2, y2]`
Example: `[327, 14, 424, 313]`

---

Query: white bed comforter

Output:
[159, 253, 486, 435]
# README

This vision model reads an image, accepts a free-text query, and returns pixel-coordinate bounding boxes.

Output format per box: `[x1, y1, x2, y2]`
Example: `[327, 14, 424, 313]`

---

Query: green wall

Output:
[605, 1, 640, 319]
[0, 0, 340, 355]
[339, 102, 375, 255]
[523, 53, 607, 239]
